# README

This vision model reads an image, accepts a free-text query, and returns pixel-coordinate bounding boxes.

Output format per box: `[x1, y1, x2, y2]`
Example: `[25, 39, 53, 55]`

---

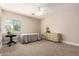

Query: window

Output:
[4, 19, 21, 33]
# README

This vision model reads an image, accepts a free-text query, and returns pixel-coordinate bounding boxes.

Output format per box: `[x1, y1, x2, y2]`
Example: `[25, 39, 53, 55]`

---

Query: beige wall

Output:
[41, 4, 79, 44]
[1, 10, 41, 34]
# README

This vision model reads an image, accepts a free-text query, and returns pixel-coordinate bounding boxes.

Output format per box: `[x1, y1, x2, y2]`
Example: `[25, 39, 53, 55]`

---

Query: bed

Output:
[20, 33, 42, 44]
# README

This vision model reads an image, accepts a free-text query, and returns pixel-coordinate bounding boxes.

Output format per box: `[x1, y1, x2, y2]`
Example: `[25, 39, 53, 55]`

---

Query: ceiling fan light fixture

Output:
[32, 6, 44, 16]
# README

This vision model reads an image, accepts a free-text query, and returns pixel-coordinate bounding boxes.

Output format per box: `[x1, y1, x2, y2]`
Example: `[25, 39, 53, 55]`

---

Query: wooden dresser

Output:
[44, 33, 61, 43]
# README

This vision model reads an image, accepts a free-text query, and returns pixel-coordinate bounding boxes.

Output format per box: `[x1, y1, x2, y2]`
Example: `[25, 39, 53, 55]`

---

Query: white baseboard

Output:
[63, 41, 79, 47]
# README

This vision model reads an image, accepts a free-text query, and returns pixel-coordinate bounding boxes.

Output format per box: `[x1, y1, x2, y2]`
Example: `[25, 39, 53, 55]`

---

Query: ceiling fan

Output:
[32, 6, 44, 16]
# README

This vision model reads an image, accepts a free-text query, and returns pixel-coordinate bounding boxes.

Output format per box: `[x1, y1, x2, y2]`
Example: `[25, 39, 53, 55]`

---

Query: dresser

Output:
[44, 33, 61, 42]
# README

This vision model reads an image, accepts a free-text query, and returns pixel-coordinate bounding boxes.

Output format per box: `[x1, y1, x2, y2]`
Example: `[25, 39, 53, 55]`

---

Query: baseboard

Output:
[63, 41, 79, 47]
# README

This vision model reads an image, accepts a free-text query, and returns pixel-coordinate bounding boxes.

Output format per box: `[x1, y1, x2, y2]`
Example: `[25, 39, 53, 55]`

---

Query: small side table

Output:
[5, 34, 16, 47]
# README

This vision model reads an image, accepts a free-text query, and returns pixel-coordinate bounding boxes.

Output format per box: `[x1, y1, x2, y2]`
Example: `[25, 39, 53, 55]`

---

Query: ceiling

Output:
[0, 3, 61, 19]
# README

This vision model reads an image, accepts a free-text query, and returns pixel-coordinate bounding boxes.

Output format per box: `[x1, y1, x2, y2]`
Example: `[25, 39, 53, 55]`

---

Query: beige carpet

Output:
[0, 40, 79, 56]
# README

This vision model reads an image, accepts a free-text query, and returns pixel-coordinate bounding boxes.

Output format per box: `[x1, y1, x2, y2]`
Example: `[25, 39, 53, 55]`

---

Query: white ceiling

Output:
[0, 3, 61, 19]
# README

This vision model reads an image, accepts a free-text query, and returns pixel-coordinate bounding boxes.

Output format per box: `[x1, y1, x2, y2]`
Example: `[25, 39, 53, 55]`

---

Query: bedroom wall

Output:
[1, 10, 41, 34]
[41, 4, 79, 45]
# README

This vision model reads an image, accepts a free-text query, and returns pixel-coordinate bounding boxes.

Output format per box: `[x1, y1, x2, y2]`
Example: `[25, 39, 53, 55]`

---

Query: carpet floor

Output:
[0, 40, 79, 56]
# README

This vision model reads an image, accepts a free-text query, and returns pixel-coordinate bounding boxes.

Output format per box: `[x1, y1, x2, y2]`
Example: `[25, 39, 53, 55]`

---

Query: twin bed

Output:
[20, 33, 42, 44]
